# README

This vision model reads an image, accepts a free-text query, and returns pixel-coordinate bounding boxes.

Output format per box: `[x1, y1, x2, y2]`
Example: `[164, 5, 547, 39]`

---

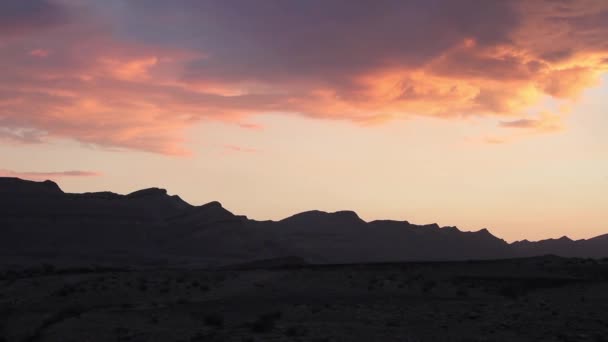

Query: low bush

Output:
[204, 313, 224, 328]
[251, 311, 282, 333]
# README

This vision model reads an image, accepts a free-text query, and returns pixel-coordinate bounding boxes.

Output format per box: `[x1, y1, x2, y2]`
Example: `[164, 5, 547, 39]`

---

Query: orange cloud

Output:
[0, 0, 607, 154]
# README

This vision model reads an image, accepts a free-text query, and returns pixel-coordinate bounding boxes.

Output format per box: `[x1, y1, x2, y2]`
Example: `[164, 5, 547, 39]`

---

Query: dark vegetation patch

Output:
[250, 311, 282, 333]
[455, 276, 583, 298]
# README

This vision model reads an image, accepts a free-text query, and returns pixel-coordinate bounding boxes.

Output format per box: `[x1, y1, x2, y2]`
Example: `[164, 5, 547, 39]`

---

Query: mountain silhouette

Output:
[1, 177, 606, 267]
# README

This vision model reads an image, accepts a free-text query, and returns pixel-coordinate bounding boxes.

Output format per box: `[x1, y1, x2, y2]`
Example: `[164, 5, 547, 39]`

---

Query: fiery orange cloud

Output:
[0, 0, 607, 154]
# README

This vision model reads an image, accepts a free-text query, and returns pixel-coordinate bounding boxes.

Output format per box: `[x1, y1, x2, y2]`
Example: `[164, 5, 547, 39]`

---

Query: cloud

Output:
[482, 137, 508, 145]
[500, 119, 541, 129]
[238, 122, 264, 130]
[499, 113, 564, 133]
[0, 0, 607, 154]
[0, 127, 45, 144]
[29, 49, 50, 58]
[223, 144, 258, 153]
[0, 0, 69, 37]
[0, 169, 102, 180]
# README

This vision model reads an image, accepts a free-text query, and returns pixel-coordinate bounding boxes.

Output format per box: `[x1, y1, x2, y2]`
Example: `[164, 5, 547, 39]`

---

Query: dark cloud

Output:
[0, 0, 69, 36]
[171, 0, 520, 85]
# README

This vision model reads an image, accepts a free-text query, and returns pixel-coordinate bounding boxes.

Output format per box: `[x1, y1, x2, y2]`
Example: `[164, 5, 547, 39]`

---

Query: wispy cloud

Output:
[482, 136, 509, 145]
[499, 113, 563, 133]
[238, 122, 264, 130]
[0, 169, 102, 180]
[223, 145, 258, 153]
[29, 49, 50, 58]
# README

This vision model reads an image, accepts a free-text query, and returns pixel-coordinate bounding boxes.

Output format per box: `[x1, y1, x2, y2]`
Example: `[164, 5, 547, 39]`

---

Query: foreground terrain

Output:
[2, 256, 608, 342]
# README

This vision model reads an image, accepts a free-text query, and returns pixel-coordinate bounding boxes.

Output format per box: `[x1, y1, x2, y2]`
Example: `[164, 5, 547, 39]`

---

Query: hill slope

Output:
[0, 178, 606, 267]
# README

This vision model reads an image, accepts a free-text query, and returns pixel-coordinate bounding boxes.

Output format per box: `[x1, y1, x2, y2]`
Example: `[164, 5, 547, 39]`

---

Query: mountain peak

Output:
[127, 187, 168, 198]
[281, 209, 364, 224]
[442, 226, 461, 233]
[475, 228, 497, 237]
[0, 177, 63, 194]
[332, 210, 363, 221]
[200, 201, 224, 209]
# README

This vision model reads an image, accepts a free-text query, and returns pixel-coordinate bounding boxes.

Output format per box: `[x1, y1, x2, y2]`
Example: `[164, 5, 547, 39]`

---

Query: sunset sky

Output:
[1, 0, 607, 242]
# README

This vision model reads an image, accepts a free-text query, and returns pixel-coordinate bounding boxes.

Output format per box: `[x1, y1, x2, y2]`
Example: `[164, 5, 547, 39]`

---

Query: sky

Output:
[1, 0, 607, 242]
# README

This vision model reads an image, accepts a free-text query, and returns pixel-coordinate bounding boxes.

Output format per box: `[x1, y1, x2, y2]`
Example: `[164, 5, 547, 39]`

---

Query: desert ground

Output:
[1, 256, 608, 342]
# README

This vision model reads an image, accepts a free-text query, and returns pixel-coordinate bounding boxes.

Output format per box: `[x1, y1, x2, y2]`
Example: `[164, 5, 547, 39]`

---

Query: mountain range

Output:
[1, 177, 606, 268]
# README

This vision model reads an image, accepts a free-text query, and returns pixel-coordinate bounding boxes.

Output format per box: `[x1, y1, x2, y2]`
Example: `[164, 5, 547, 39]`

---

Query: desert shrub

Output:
[499, 285, 522, 299]
[251, 312, 282, 333]
[177, 298, 190, 305]
[114, 327, 130, 335]
[285, 325, 307, 337]
[422, 280, 437, 293]
[312, 338, 332, 342]
[191, 331, 225, 342]
[55, 285, 77, 297]
[385, 318, 401, 327]
[190, 332, 206, 342]
[29, 306, 86, 341]
[456, 288, 469, 297]
[42, 263, 56, 274]
[204, 313, 224, 328]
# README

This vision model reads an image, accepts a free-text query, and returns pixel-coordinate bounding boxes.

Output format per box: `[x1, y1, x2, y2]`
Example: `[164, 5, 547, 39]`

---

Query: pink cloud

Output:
[223, 144, 258, 153]
[29, 49, 49, 57]
[0, 168, 102, 180]
[238, 122, 264, 130]
[0, 0, 607, 154]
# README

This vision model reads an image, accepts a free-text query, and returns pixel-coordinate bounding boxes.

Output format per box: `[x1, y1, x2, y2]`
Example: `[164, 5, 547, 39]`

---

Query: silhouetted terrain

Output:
[2, 178, 608, 341]
[1, 177, 607, 269]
